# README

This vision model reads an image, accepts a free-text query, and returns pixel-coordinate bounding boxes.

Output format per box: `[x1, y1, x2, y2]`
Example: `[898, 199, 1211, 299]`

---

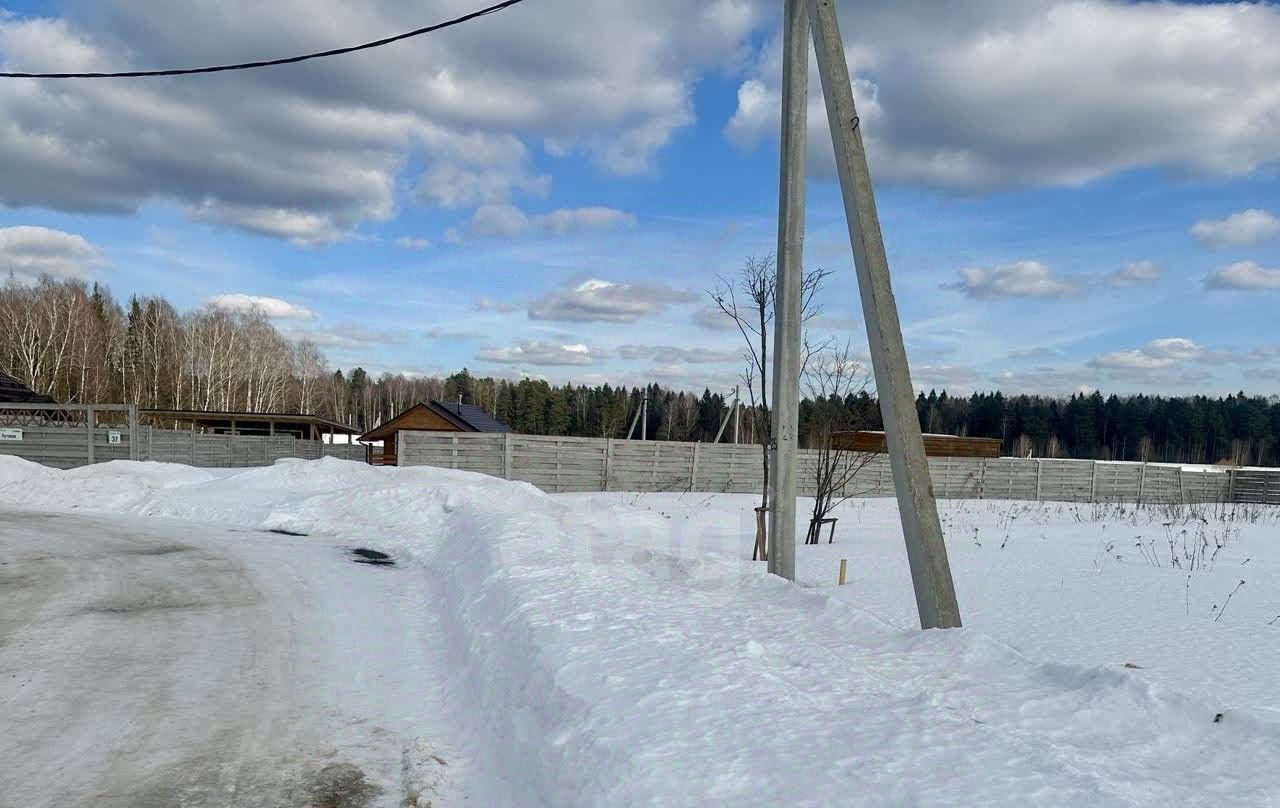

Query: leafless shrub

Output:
[801, 340, 876, 544]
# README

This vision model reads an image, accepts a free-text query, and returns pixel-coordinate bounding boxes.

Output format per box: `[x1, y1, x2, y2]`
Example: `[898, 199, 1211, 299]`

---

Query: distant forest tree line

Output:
[3, 276, 1278, 465]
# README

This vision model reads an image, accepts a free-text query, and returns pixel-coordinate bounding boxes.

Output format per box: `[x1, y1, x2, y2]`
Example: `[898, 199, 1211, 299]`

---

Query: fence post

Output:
[1089, 461, 1098, 503]
[1137, 463, 1147, 505]
[603, 438, 614, 491]
[1227, 467, 1236, 503]
[1034, 459, 1043, 501]
[86, 406, 96, 466]
[977, 457, 987, 499]
[554, 438, 563, 493]
[127, 405, 139, 461]
[503, 432, 513, 480]
[690, 442, 701, 492]
[1177, 466, 1186, 505]
[450, 434, 459, 469]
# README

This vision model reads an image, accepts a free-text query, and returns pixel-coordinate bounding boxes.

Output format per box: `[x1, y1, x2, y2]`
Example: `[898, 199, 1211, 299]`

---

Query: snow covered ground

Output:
[0, 511, 456, 807]
[2, 456, 1279, 806]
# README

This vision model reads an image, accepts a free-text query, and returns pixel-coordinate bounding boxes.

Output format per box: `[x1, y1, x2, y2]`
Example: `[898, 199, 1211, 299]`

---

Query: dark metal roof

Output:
[427, 400, 510, 433]
[0, 371, 57, 404]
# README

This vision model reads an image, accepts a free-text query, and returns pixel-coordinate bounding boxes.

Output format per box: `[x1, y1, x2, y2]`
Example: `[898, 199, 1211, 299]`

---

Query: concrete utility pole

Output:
[805, 0, 961, 628]
[640, 394, 648, 441]
[767, 0, 809, 582]
[732, 387, 740, 444]
[713, 385, 740, 444]
[627, 397, 643, 440]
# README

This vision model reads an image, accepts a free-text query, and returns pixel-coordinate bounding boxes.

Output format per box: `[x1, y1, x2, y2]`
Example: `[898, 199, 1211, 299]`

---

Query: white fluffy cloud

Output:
[913, 365, 981, 391]
[991, 367, 1099, 394]
[191, 202, 346, 247]
[529, 279, 696, 322]
[1105, 260, 1161, 288]
[1204, 261, 1280, 291]
[282, 323, 408, 349]
[447, 204, 635, 241]
[618, 345, 739, 363]
[1190, 210, 1280, 248]
[532, 207, 636, 235]
[393, 236, 430, 250]
[473, 295, 521, 314]
[1006, 346, 1062, 360]
[948, 261, 1080, 299]
[0, 1, 765, 239]
[0, 225, 101, 281]
[204, 293, 314, 320]
[415, 158, 550, 211]
[727, 1, 1280, 190]
[1089, 337, 1204, 371]
[693, 304, 736, 331]
[477, 340, 595, 366]
[453, 204, 532, 240]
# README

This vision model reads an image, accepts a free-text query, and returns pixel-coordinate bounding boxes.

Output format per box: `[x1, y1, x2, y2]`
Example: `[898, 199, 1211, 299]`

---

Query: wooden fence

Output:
[398, 431, 1275, 505]
[0, 403, 139, 469]
[141, 428, 365, 467]
[0, 419, 364, 469]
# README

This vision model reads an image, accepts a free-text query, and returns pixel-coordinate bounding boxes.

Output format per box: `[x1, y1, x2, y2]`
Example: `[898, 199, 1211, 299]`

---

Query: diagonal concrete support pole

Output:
[767, 0, 810, 582]
[806, 0, 961, 628]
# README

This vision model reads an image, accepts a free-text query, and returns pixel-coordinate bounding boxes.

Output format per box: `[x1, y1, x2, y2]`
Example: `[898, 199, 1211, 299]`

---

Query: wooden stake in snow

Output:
[753, 506, 769, 562]
[838, 558, 847, 586]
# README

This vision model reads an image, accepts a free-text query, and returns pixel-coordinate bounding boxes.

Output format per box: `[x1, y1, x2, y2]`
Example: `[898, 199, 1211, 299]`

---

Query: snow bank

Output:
[3, 456, 1279, 806]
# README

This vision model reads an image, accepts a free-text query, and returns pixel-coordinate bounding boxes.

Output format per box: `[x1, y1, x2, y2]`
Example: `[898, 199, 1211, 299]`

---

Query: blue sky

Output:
[2, 0, 1279, 397]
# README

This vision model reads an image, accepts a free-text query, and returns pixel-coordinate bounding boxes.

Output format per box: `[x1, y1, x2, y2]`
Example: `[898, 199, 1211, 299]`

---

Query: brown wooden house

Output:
[359, 400, 510, 465]
[831, 430, 1002, 458]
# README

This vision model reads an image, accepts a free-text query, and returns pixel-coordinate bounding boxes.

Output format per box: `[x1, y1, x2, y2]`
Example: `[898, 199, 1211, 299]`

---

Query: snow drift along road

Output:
[2, 456, 1279, 806]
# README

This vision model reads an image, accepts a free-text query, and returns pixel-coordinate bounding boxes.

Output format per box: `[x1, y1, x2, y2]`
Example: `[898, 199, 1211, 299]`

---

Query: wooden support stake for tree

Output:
[838, 558, 847, 586]
[753, 505, 769, 561]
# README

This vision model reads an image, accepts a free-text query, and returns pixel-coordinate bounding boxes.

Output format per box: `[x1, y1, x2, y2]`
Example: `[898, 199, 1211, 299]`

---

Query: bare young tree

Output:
[802, 340, 877, 544]
[710, 253, 832, 558]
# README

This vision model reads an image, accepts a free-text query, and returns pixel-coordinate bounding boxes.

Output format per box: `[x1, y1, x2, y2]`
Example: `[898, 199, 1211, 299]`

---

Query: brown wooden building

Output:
[359, 400, 510, 465]
[831, 430, 1002, 458]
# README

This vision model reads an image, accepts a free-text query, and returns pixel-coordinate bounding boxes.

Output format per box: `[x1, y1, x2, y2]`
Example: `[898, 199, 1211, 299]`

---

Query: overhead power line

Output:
[0, 0, 527, 79]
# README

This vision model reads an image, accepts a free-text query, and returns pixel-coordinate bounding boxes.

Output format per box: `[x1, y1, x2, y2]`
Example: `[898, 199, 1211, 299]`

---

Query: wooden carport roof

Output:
[140, 409, 359, 436]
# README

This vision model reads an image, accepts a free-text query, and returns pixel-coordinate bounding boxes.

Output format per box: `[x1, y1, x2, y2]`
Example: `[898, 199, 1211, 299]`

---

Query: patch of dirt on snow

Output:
[124, 542, 192, 556]
[80, 594, 211, 615]
[294, 762, 384, 808]
[92, 753, 385, 808]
